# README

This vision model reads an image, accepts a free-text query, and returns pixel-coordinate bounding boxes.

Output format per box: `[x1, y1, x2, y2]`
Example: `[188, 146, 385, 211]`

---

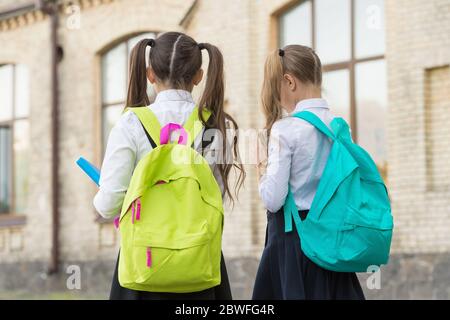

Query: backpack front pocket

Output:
[130, 229, 215, 292]
[335, 205, 393, 270]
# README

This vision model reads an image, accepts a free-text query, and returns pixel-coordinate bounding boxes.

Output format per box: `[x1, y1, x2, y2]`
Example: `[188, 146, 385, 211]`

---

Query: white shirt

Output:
[259, 98, 335, 213]
[93, 89, 223, 219]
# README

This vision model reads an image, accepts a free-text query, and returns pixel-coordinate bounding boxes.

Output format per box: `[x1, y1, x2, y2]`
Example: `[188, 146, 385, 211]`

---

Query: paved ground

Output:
[0, 290, 106, 300]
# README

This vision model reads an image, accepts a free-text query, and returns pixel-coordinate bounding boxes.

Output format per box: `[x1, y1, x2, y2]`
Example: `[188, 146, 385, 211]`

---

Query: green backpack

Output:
[283, 111, 393, 273]
[117, 106, 224, 293]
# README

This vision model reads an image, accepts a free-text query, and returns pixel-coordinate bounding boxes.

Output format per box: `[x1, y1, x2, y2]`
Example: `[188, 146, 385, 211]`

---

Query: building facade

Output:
[0, 0, 449, 299]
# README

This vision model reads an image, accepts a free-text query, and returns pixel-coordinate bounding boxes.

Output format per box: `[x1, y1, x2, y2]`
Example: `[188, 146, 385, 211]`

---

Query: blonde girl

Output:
[253, 45, 365, 300]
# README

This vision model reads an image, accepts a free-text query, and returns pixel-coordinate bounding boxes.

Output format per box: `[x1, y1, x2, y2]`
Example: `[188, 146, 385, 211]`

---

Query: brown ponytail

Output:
[198, 43, 245, 202]
[126, 38, 153, 108]
[198, 43, 224, 124]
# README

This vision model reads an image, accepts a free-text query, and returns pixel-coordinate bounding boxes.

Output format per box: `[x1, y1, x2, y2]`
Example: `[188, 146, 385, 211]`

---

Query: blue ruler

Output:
[76, 157, 100, 186]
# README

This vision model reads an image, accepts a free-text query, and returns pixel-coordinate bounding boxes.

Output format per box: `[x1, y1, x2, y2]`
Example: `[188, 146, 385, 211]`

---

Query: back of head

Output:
[261, 44, 322, 130]
[126, 31, 245, 202]
[127, 32, 202, 107]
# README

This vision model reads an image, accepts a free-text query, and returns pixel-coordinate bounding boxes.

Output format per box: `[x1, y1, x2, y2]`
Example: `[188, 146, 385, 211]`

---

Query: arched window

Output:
[0, 64, 30, 215]
[101, 32, 157, 152]
[278, 0, 387, 175]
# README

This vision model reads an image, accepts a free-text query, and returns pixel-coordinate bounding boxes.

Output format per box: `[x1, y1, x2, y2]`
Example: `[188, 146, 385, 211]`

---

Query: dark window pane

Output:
[14, 64, 30, 118]
[322, 69, 351, 122]
[0, 126, 11, 213]
[355, 0, 385, 58]
[279, 1, 312, 47]
[0, 65, 13, 121]
[13, 120, 29, 214]
[356, 59, 387, 164]
[315, 0, 351, 64]
[102, 104, 124, 153]
[102, 43, 127, 104]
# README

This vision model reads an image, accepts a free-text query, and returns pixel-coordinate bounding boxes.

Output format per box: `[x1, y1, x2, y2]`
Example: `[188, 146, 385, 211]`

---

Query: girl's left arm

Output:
[93, 115, 137, 219]
[258, 121, 292, 213]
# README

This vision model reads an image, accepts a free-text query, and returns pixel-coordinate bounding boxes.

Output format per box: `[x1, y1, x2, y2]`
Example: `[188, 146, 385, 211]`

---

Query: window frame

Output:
[0, 64, 29, 222]
[276, 0, 386, 142]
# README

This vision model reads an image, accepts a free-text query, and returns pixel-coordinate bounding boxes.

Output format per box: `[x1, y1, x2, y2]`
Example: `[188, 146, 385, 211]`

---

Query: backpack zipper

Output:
[131, 198, 142, 224]
[146, 247, 152, 268]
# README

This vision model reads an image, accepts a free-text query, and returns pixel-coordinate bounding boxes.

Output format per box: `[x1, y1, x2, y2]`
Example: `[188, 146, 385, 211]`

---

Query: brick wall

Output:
[386, 0, 450, 254]
[0, 12, 53, 264]
[425, 66, 450, 191]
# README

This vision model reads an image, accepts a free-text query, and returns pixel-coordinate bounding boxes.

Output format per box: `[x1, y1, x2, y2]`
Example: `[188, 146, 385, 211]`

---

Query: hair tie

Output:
[278, 49, 285, 57]
[198, 43, 206, 50]
[148, 39, 155, 47]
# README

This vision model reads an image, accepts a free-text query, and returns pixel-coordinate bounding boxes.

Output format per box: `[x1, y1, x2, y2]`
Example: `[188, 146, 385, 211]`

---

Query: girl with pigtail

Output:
[94, 32, 244, 300]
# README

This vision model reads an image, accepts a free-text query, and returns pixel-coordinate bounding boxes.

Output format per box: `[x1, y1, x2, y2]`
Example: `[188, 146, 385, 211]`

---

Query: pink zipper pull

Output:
[146, 247, 152, 268]
[131, 201, 135, 224]
[136, 198, 141, 221]
[114, 216, 120, 229]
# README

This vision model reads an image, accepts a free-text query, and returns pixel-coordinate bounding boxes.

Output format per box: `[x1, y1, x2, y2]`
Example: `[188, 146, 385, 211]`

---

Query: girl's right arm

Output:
[93, 113, 138, 219]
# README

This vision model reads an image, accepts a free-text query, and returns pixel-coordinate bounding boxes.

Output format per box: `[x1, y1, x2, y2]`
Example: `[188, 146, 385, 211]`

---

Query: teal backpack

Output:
[283, 111, 393, 273]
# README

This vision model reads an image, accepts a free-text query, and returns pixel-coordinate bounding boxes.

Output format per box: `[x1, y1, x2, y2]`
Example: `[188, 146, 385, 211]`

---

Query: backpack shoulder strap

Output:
[292, 111, 335, 141]
[184, 106, 212, 147]
[126, 106, 161, 147]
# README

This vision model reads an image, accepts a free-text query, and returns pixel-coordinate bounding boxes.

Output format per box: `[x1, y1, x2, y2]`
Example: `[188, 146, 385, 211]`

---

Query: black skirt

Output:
[252, 209, 365, 300]
[109, 251, 232, 300]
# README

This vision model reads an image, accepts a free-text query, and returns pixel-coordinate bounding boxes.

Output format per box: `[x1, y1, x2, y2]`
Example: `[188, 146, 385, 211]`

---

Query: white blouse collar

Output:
[291, 98, 329, 114]
[154, 89, 195, 104]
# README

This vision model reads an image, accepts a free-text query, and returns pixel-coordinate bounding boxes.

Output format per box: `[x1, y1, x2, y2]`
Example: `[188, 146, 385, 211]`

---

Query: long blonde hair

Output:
[261, 45, 323, 132]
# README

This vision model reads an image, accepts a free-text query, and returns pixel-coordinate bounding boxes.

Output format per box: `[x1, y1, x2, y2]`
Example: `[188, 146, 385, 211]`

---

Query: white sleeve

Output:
[93, 116, 137, 219]
[258, 121, 293, 213]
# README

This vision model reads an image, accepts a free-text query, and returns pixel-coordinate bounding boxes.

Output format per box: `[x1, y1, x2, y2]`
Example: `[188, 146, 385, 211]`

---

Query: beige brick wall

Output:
[0, 13, 53, 263]
[386, 0, 450, 253]
[425, 66, 450, 191]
